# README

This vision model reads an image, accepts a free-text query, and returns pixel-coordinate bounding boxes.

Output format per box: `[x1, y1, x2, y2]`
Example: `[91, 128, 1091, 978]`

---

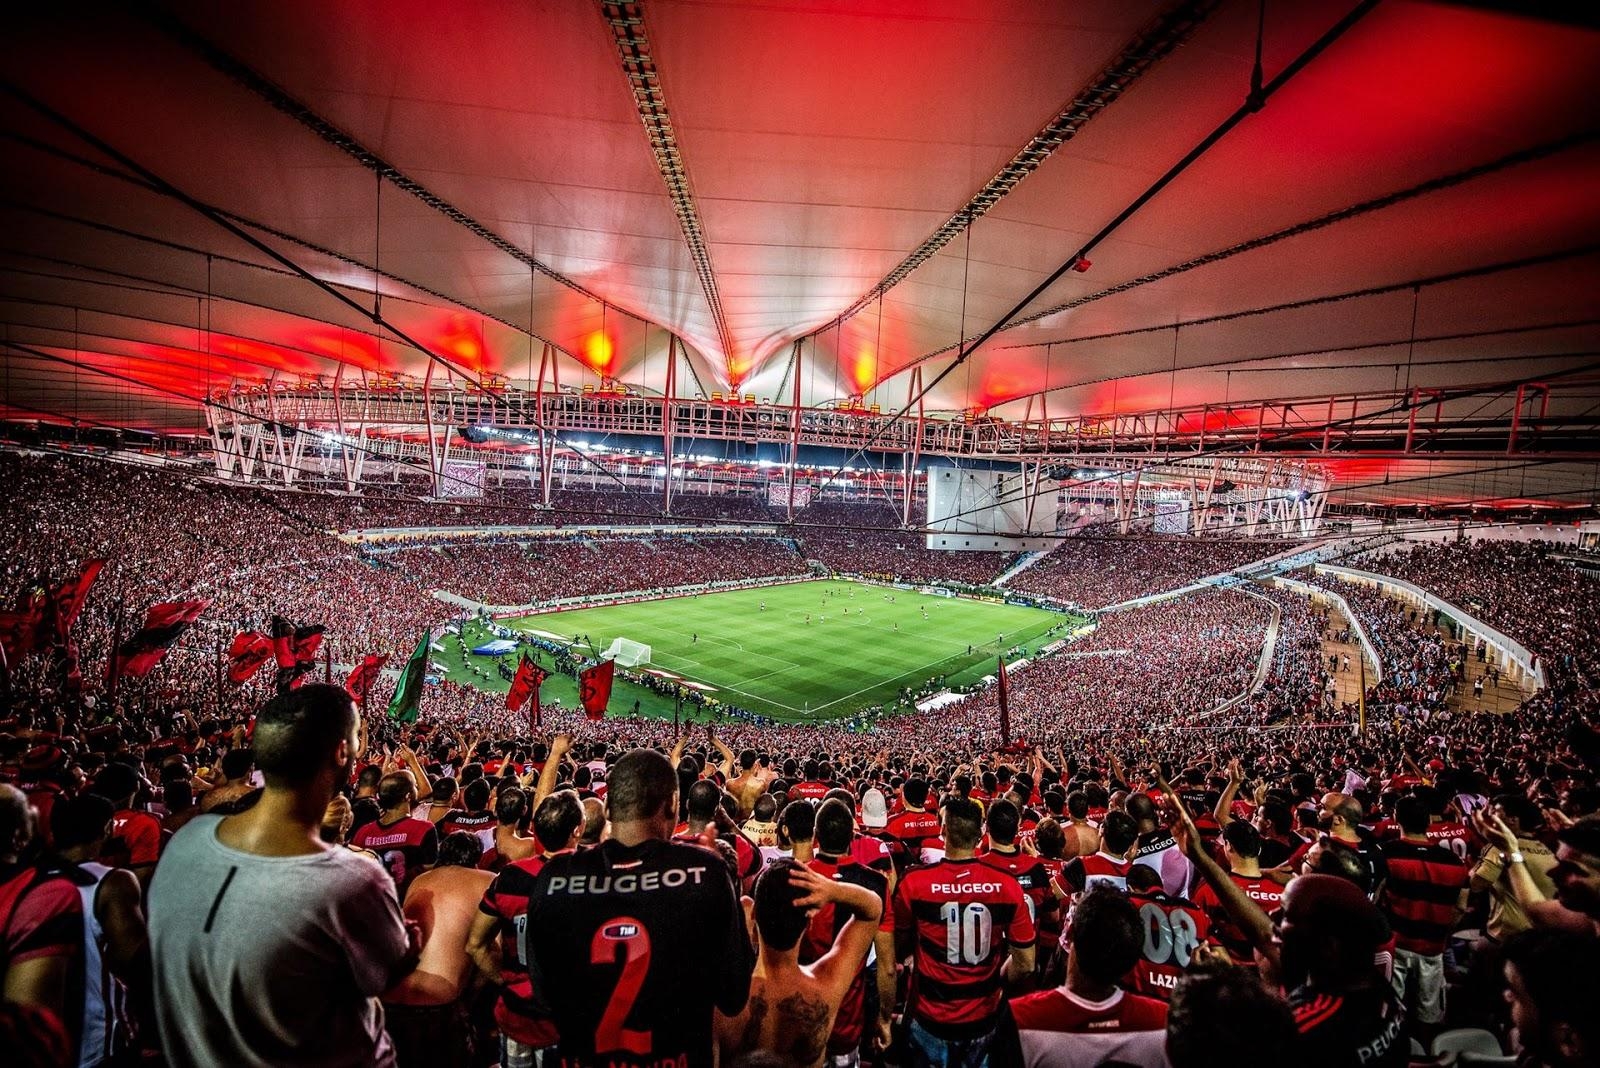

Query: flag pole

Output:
[107, 603, 125, 714]
[1357, 640, 1367, 736]
[214, 629, 224, 710]
[0, 640, 11, 718]
[325, 641, 333, 684]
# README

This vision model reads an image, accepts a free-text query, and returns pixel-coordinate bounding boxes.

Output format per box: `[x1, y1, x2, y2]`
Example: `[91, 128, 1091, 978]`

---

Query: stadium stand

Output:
[1004, 536, 1305, 610]
[3, 5, 1597, 1065]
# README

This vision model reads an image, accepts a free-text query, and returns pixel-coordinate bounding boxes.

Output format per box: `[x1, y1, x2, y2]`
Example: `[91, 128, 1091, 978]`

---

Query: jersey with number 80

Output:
[895, 858, 1036, 1031]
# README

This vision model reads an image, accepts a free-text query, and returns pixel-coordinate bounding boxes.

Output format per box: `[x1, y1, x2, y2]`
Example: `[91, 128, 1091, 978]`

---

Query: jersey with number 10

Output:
[525, 838, 754, 1068]
[894, 858, 1036, 1035]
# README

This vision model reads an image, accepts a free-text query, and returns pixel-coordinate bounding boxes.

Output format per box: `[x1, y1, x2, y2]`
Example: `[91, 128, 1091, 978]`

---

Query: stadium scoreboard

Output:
[925, 468, 1054, 552]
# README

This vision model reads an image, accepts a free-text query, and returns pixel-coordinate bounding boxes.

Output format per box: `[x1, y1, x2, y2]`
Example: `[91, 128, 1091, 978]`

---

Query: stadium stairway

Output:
[993, 549, 1051, 588]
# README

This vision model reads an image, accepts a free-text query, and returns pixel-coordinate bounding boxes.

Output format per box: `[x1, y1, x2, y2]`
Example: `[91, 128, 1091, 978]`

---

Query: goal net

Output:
[602, 637, 652, 667]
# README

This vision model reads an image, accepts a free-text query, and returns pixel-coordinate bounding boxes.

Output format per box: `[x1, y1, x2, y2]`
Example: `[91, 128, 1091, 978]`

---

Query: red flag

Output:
[0, 580, 50, 663]
[505, 653, 548, 713]
[0, 611, 38, 665]
[113, 600, 210, 679]
[292, 626, 325, 664]
[269, 616, 324, 669]
[51, 560, 104, 644]
[269, 616, 296, 669]
[345, 654, 388, 704]
[996, 655, 1012, 747]
[226, 631, 273, 684]
[578, 659, 614, 721]
[270, 616, 325, 689]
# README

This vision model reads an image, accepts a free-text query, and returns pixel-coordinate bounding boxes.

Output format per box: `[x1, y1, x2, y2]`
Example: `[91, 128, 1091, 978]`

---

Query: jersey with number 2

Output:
[526, 838, 754, 1067]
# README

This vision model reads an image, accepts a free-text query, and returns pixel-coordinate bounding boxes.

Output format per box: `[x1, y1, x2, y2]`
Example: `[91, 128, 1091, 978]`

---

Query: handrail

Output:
[1272, 574, 1383, 685]
[1313, 564, 1545, 688]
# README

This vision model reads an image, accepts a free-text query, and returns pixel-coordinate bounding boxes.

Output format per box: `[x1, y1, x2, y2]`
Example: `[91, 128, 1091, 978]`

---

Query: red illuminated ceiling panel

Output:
[0, 0, 1595, 508]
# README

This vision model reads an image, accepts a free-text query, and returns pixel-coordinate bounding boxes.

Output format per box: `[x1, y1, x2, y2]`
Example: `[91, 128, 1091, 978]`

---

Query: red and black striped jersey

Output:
[893, 858, 1036, 1036]
[1376, 840, 1468, 955]
[789, 780, 833, 802]
[805, 854, 892, 1055]
[478, 855, 559, 1047]
[977, 847, 1052, 930]
[1054, 851, 1131, 897]
[850, 834, 894, 875]
[1288, 982, 1408, 1067]
[1190, 871, 1283, 961]
[671, 827, 762, 886]
[1033, 856, 1068, 943]
[885, 809, 942, 863]
[1423, 821, 1476, 862]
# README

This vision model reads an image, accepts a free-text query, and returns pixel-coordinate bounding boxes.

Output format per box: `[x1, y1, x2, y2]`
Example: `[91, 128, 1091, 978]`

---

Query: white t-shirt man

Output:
[148, 815, 410, 1067]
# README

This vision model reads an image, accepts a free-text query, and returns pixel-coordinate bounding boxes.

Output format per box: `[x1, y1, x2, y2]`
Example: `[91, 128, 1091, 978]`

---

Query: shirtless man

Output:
[716, 859, 882, 1068]
[383, 831, 494, 1062]
[1061, 790, 1103, 859]
[727, 748, 776, 819]
[482, 786, 538, 870]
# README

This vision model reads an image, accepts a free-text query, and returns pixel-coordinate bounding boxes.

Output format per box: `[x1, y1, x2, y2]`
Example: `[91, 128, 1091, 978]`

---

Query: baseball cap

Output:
[861, 788, 889, 829]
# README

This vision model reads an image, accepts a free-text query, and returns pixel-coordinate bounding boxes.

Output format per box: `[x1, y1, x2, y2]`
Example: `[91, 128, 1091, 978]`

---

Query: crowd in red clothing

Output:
[378, 535, 809, 605]
[5, 451, 1600, 1067]
[943, 588, 1280, 743]
[786, 501, 1014, 586]
[1300, 572, 1465, 717]
[1005, 536, 1303, 610]
[1356, 540, 1600, 704]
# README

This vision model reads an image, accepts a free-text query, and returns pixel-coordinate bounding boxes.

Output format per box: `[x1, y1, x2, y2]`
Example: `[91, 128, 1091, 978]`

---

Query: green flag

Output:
[387, 628, 431, 724]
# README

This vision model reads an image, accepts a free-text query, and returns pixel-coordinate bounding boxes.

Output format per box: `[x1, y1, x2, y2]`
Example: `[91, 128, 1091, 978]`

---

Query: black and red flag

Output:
[0, 609, 39, 666]
[578, 658, 614, 722]
[50, 560, 104, 645]
[270, 616, 325, 690]
[112, 600, 210, 679]
[996, 654, 1012, 748]
[269, 616, 324, 667]
[0, 579, 51, 664]
[226, 631, 274, 685]
[48, 560, 104, 692]
[345, 654, 387, 705]
[505, 652, 548, 727]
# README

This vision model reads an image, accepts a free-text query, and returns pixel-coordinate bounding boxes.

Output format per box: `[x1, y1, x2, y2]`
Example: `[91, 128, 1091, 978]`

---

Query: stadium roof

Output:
[1, 1, 1597, 507]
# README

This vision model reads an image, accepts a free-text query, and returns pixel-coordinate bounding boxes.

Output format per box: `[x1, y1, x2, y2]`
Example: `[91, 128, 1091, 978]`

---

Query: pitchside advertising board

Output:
[925, 468, 1054, 552]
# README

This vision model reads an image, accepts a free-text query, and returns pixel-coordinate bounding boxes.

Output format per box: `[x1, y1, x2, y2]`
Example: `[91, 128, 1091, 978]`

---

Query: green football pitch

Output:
[435, 579, 1075, 724]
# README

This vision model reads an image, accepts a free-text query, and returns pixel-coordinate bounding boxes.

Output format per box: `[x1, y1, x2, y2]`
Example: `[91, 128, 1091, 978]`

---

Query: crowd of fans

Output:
[0, 452, 442, 721]
[377, 536, 809, 606]
[942, 589, 1279, 743]
[1300, 573, 1464, 719]
[1006, 537, 1302, 610]
[1353, 540, 1599, 703]
[788, 502, 1013, 586]
[1235, 583, 1334, 726]
[5, 659, 1598, 1067]
[5, 450, 1600, 1068]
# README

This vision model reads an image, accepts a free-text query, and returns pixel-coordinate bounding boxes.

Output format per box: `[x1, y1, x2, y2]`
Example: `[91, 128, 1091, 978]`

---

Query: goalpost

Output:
[602, 637, 653, 667]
